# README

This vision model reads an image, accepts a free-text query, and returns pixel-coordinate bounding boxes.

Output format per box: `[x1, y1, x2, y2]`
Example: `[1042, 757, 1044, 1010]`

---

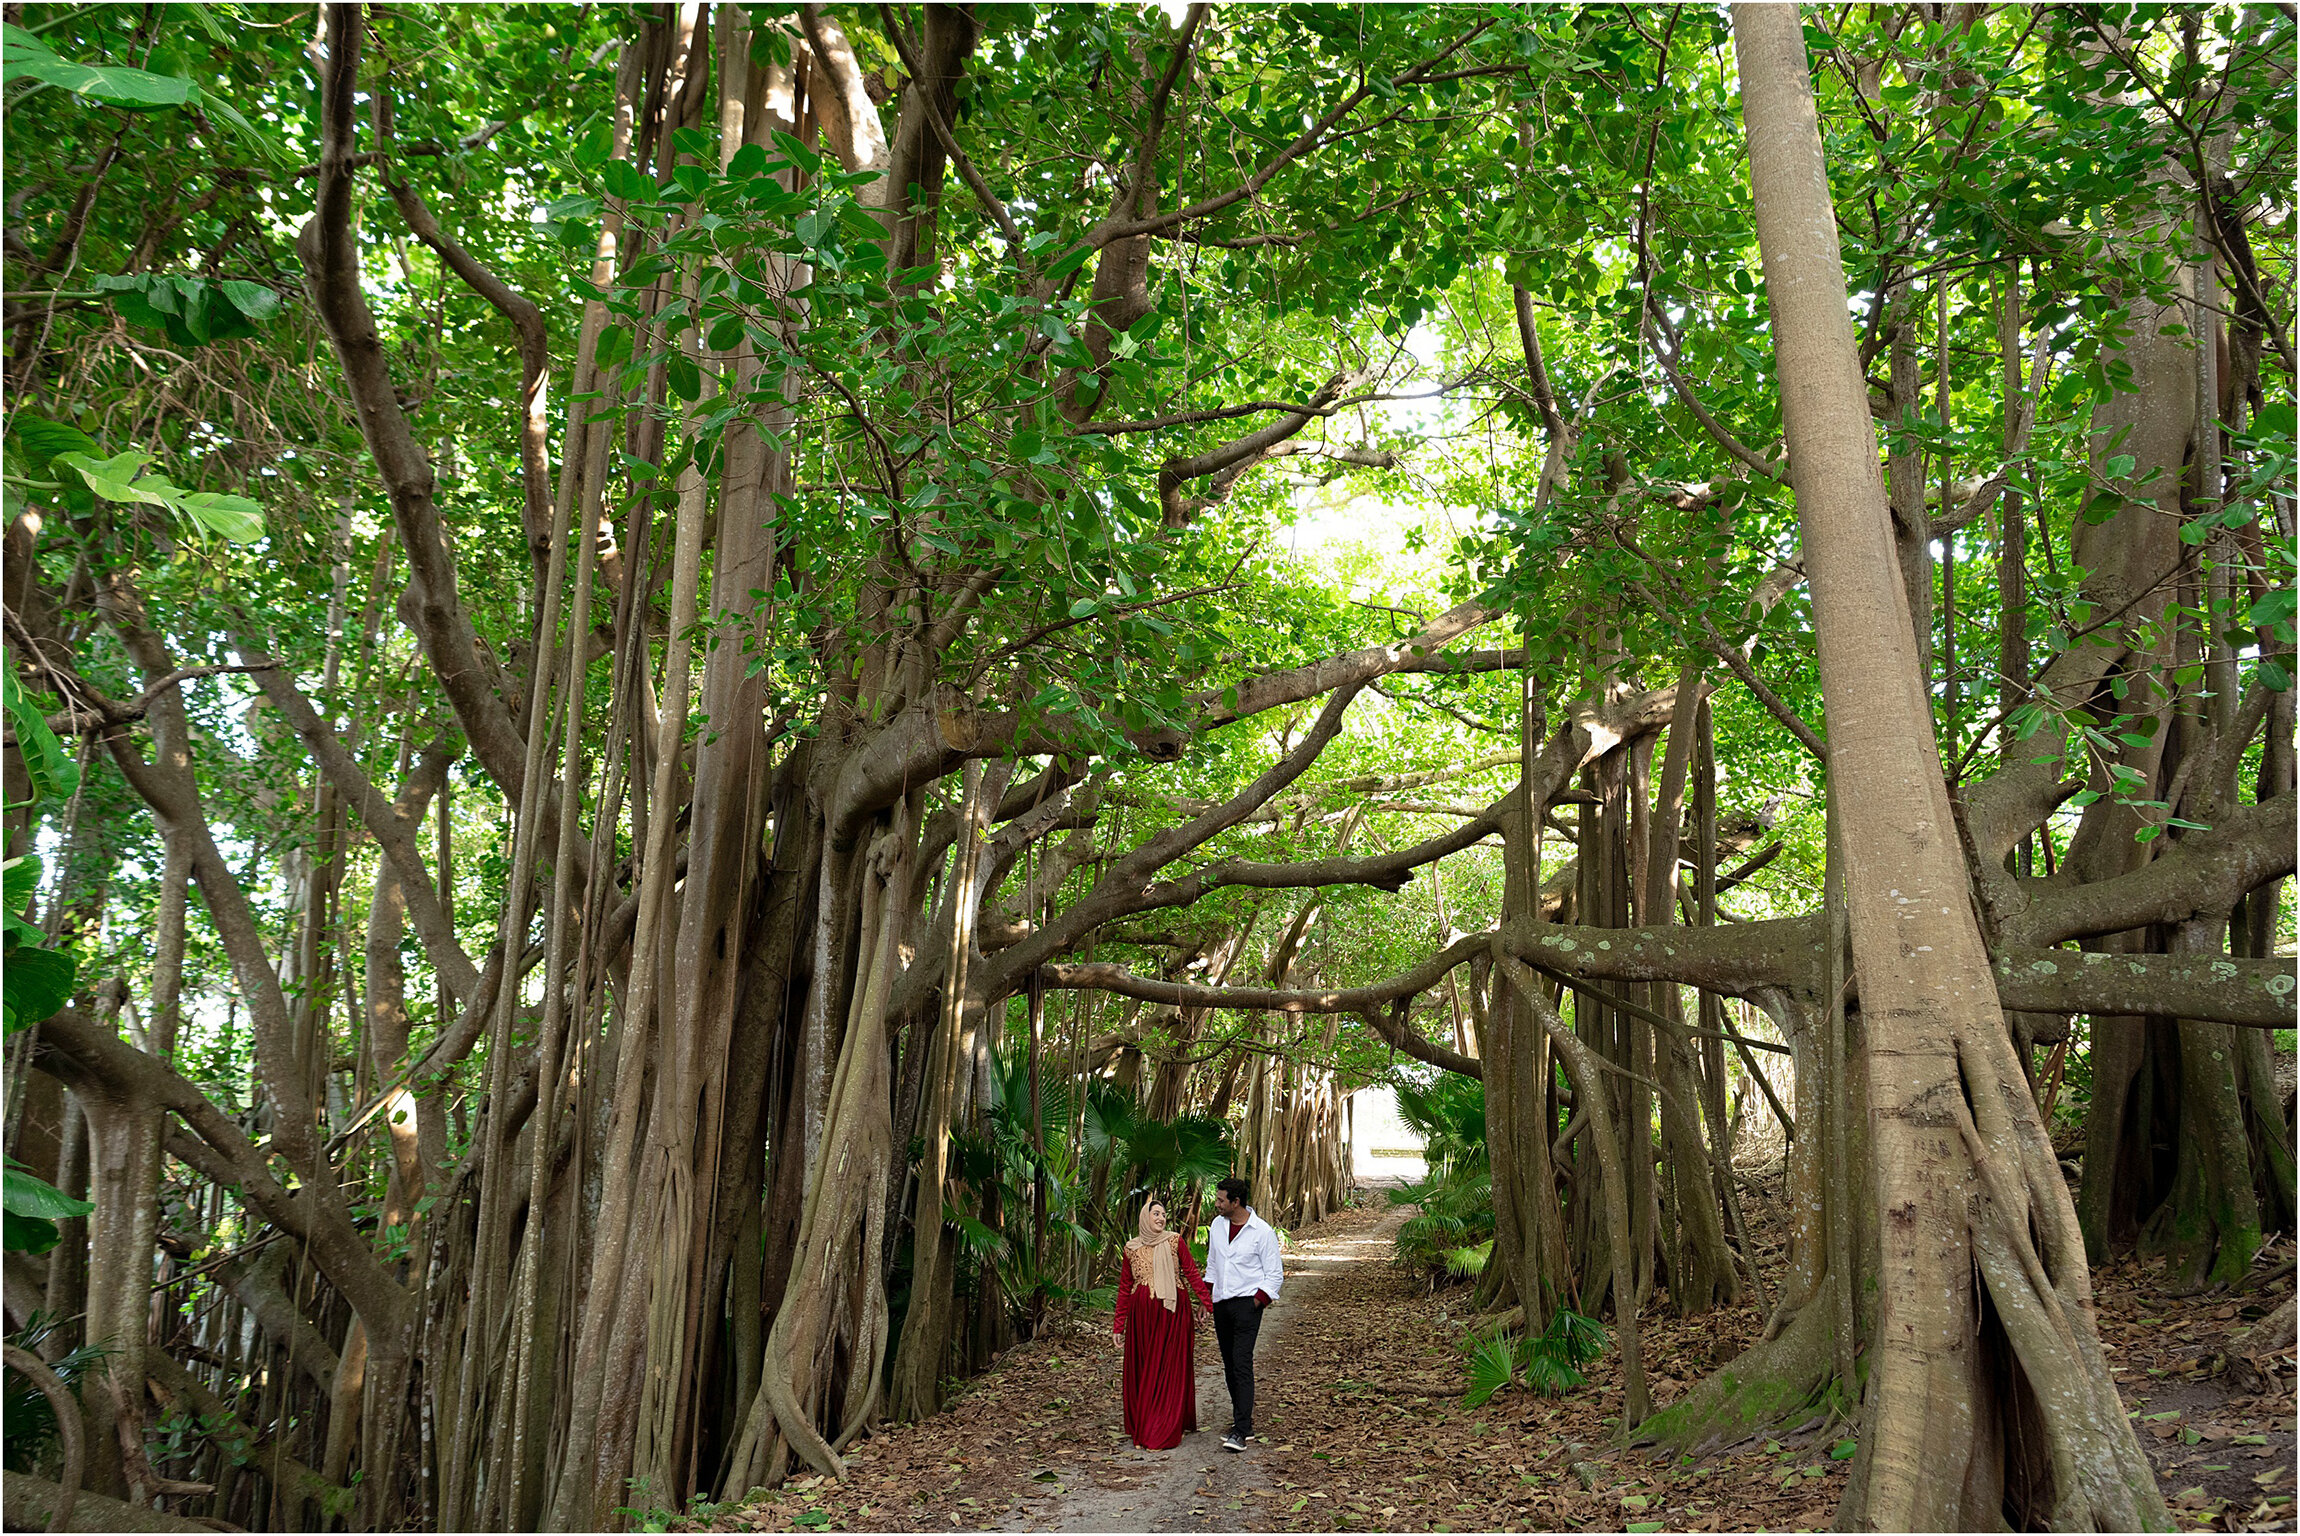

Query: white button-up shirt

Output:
[1204, 1210, 1284, 1305]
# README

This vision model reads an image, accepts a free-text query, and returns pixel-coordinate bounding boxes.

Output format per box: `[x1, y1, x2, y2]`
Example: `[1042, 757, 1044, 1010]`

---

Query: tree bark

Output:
[1734, 7, 2169, 1526]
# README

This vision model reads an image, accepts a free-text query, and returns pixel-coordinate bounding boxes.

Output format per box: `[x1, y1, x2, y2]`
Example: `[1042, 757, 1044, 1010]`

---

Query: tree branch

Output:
[236, 643, 479, 998]
[296, 3, 530, 806]
[1082, 17, 1496, 248]
[2007, 793, 2298, 948]
[28, 664, 276, 736]
[875, 3, 1026, 258]
[1038, 931, 1488, 1023]
[1990, 946, 2294, 1029]
[35, 1009, 408, 1333]
[372, 87, 554, 589]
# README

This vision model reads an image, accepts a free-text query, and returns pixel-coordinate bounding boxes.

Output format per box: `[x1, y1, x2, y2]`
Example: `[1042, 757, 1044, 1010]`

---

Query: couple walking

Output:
[1112, 1178, 1283, 1453]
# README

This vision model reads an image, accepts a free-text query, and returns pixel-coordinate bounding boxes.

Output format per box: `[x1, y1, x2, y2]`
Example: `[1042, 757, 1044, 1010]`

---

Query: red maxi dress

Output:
[1114, 1235, 1216, 1449]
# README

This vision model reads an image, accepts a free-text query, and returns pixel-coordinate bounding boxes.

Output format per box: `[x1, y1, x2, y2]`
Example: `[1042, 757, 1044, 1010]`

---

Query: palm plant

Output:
[942, 1043, 1105, 1337]
[3, 1315, 105, 1473]
[1520, 1307, 1608, 1397]
[1079, 1076, 1233, 1247]
[1459, 1306, 1608, 1407]
[1387, 1072, 1497, 1278]
[1395, 1073, 1488, 1179]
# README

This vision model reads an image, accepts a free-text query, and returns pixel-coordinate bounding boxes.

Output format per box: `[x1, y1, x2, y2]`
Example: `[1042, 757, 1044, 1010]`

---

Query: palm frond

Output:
[942, 1204, 1011, 1263]
[1519, 1307, 1607, 1397]
[1441, 1240, 1492, 1278]
[1462, 1332, 1518, 1408]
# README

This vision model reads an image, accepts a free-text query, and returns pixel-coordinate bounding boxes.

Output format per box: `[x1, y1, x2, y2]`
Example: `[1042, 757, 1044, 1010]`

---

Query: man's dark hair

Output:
[1217, 1177, 1250, 1207]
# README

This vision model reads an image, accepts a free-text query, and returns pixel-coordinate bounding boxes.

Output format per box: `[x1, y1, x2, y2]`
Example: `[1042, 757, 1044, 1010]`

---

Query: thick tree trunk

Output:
[1496, 951, 1647, 1427]
[1639, 665, 1739, 1316]
[1635, 987, 1864, 1453]
[1488, 674, 1567, 1322]
[1735, 8, 2169, 1527]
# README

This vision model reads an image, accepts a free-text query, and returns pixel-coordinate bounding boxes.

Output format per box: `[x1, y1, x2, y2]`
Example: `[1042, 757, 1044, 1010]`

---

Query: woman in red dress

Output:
[1112, 1198, 1215, 1450]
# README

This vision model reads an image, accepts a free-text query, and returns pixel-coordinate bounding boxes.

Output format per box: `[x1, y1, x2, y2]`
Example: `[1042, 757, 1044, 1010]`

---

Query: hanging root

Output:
[832, 1185, 892, 1455]
[760, 1318, 846, 1481]
[4, 1344, 83, 1534]
[1953, 1030, 2172, 1532]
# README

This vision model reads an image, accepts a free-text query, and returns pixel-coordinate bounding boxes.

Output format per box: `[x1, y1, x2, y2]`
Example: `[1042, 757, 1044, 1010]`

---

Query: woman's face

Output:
[1144, 1202, 1167, 1236]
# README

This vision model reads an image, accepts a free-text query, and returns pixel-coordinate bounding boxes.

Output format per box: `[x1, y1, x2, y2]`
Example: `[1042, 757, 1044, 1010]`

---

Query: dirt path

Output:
[997, 1204, 1410, 1533]
[708, 1186, 2294, 1534]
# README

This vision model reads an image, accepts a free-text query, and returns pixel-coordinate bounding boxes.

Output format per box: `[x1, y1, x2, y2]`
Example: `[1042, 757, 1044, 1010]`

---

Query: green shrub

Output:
[1388, 1073, 1495, 1276]
[1521, 1307, 1607, 1397]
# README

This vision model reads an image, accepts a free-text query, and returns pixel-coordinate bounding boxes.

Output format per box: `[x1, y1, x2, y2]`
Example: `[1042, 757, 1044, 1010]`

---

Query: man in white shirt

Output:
[1203, 1177, 1282, 1452]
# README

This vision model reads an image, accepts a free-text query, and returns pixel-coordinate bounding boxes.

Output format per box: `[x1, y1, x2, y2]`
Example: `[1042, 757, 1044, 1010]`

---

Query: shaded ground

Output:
[707, 1178, 2297, 1534]
[2095, 1237, 2298, 1531]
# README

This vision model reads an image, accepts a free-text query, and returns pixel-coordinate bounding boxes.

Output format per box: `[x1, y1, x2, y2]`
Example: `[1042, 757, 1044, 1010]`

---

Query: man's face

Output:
[1214, 1188, 1236, 1218]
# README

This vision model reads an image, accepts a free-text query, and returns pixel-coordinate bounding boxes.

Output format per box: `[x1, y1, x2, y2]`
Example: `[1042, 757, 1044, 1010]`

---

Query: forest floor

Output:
[705, 1176, 2297, 1535]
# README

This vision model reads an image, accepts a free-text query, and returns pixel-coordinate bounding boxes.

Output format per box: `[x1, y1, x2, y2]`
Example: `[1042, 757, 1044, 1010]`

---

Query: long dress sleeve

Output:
[1114, 1252, 1134, 1338]
[1178, 1236, 1215, 1318]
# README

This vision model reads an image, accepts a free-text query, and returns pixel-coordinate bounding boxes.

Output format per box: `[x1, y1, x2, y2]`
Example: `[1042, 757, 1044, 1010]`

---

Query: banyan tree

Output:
[2, 3, 2290, 1532]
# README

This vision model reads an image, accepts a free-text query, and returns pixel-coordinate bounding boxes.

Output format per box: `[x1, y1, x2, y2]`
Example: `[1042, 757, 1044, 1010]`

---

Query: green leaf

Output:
[706, 313, 747, 352]
[177, 491, 265, 543]
[1626, 1524, 1665, 1534]
[1, 27, 197, 108]
[1068, 597, 1100, 619]
[1830, 1438, 1858, 1460]
[2, 850, 41, 947]
[217, 279, 280, 323]
[3, 1165, 92, 1222]
[769, 129, 822, 174]
[179, 5, 233, 44]
[602, 159, 653, 202]
[836, 200, 886, 241]
[3, 1209, 62, 1255]
[1045, 244, 1093, 282]
[574, 121, 615, 169]
[3, 855, 38, 915]
[4, 945, 77, 1033]
[1461, 1333, 1515, 1408]
[55, 448, 167, 505]
[2247, 588, 2295, 635]
[193, 91, 280, 166]
[7, 412, 99, 466]
[2, 667, 79, 805]
[665, 353, 703, 403]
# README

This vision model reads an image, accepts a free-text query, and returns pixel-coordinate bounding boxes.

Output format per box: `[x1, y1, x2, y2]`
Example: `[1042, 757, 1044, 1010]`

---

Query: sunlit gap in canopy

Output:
[1283, 319, 1462, 595]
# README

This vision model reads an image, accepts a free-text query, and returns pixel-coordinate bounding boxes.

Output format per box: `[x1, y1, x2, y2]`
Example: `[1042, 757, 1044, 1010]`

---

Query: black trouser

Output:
[1210, 1295, 1264, 1437]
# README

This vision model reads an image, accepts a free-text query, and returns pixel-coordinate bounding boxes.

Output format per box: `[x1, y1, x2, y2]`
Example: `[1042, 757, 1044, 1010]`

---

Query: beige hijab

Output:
[1125, 1202, 1182, 1312]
